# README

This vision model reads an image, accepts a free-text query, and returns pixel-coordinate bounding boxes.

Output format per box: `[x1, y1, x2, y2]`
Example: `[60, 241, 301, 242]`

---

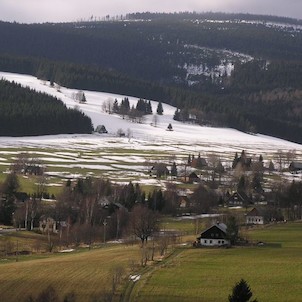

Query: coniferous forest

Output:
[0, 80, 93, 136]
[1, 12, 302, 141]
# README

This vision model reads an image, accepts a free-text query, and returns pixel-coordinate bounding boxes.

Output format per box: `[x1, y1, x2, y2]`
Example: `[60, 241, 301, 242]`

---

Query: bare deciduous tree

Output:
[129, 205, 159, 246]
[102, 97, 114, 114]
[275, 149, 286, 172]
[152, 114, 158, 127]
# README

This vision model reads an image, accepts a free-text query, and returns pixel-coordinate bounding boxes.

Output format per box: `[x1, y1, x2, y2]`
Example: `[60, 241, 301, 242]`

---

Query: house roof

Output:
[188, 172, 199, 179]
[197, 223, 227, 240]
[215, 223, 227, 233]
[289, 162, 302, 170]
[150, 163, 169, 172]
[227, 191, 251, 204]
[246, 207, 264, 217]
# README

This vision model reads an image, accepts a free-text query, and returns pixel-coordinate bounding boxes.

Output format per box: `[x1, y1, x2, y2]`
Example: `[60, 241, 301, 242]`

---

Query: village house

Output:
[149, 163, 169, 178]
[188, 171, 200, 183]
[227, 191, 251, 207]
[190, 154, 208, 169]
[246, 208, 264, 225]
[196, 222, 229, 247]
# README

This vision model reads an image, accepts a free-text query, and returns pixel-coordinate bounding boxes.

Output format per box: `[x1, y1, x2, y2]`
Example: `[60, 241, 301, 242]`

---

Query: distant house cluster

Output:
[147, 148, 300, 222]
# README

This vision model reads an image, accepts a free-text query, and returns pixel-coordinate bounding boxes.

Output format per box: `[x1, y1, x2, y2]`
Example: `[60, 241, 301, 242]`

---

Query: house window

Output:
[222, 241, 224, 244]
[218, 240, 221, 244]
[210, 240, 212, 244]
[204, 240, 207, 243]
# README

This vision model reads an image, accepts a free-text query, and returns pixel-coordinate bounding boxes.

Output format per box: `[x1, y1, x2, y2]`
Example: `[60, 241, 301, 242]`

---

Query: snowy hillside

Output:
[0, 71, 302, 158]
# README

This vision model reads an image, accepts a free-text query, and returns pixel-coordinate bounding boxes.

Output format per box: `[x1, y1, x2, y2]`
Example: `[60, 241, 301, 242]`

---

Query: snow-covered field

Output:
[0, 71, 301, 184]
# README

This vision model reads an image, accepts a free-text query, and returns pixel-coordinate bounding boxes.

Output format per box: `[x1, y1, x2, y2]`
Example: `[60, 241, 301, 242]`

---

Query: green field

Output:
[0, 244, 141, 302]
[130, 222, 302, 302]
[0, 222, 301, 301]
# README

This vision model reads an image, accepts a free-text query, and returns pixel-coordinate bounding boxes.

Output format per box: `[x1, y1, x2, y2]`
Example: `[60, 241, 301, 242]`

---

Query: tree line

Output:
[0, 79, 93, 136]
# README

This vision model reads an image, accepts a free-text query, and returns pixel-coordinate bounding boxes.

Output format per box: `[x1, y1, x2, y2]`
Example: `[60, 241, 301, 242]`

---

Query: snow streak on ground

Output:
[0, 71, 302, 183]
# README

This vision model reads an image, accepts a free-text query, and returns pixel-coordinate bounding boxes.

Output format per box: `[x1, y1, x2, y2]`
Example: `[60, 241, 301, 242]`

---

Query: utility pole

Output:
[103, 219, 107, 244]
[16, 240, 19, 262]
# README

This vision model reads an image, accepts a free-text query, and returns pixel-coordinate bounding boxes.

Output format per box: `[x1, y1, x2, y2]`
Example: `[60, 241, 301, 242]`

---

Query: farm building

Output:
[196, 223, 229, 247]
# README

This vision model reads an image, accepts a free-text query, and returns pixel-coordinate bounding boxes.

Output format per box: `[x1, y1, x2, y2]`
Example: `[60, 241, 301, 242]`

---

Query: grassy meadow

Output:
[0, 222, 299, 302]
[0, 244, 141, 302]
[131, 222, 302, 302]
[0, 222, 301, 301]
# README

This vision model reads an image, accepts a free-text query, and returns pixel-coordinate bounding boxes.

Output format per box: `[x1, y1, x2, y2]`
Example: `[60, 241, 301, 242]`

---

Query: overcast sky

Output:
[1, 0, 302, 23]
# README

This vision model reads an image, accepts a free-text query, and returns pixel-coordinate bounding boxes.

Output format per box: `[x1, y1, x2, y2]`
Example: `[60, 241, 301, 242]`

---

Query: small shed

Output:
[289, 162, 302, 173]
[197, 223, 229, 247]
[95, 125, 108, 134]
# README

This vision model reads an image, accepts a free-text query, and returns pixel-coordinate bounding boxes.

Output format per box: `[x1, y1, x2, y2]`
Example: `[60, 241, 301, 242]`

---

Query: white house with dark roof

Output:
[196, 223, 229, 247]
[246, 207, 264, 225]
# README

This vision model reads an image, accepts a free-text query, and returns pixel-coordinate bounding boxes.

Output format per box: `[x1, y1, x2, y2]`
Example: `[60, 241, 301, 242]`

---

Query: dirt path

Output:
[120, 247, 185, 302]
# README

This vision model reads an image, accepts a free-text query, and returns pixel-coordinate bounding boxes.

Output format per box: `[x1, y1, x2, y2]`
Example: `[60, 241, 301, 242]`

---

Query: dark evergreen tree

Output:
[80, 92, 86, 103]
[119, 97, 130, 118]
[0, 173, 20, 225]
[171, 162, 177, 177]
[268, 160, 275, 172]
[156, 102, 163, 115]
[113, 99, 119, 113]
[228, 279, 258, 302]
[226, 216, 239, 245]
[148, 189, 165, 211]
[252, 173, 263, 193]
[147, 100, 153, 114]
[232, 152, 239, 169]
[136, 98, 146, 113]
[173, 109, 181, 121]
[237, 175, 246, 192]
